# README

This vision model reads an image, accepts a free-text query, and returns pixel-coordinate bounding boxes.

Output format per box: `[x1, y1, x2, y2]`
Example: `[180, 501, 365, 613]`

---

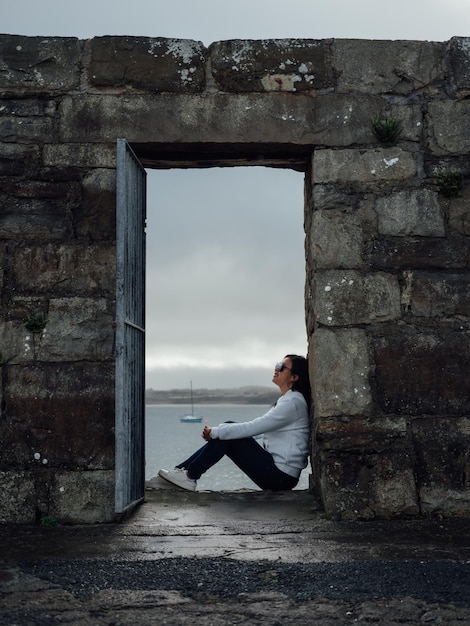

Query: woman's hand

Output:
[202, 425, 212, 441]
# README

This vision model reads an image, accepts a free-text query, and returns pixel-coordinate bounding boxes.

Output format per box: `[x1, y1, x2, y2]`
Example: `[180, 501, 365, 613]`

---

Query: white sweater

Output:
[209, 390, 310, 478]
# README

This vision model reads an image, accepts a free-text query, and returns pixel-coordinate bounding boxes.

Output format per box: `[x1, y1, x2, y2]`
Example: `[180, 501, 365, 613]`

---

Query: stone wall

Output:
[0, 34, 469, 522]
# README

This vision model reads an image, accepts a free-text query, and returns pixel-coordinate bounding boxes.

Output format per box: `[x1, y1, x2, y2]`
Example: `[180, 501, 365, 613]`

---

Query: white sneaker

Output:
[158, 468, 197, 492]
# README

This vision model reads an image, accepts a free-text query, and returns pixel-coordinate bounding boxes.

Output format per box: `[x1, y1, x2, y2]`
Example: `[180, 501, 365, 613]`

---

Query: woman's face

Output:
[272, 357, 296, 391]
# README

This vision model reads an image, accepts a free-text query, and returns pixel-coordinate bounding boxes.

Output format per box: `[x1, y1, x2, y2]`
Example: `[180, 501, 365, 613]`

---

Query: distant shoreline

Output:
[145, 386, 278, 405]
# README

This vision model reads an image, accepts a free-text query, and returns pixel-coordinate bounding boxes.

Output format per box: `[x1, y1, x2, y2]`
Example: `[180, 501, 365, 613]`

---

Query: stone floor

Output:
[1, 488, 470, 624]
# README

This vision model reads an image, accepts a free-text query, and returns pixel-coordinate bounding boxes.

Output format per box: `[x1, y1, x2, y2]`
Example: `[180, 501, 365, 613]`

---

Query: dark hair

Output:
[285, 354, 311, 409]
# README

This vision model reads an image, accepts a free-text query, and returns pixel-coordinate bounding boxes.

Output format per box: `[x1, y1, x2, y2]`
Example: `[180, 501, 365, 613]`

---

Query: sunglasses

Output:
[275, 362, 292, 372]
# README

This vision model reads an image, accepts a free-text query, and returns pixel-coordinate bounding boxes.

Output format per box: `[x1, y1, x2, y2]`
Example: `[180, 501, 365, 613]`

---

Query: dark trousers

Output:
[177, 435, 298, 491]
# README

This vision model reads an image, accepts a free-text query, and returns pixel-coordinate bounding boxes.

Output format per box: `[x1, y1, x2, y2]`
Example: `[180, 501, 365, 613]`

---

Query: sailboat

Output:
[180, 381, 203, 423]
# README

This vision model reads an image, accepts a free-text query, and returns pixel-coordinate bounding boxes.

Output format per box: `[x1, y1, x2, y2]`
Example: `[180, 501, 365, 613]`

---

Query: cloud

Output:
[145, 167, 307, 387]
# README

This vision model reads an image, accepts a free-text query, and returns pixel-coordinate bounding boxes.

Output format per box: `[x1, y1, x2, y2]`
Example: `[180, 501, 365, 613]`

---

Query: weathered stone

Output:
[210, 39, 333, 92]
[38, 297, 114, 361]
[448, 37, 470, 93]
[374, 189, 445, 237]
[57, 93, 384, 147]
[0, 297, 113, 364]
[427, 100, 470, 155]
[89, 36, 206, 92]
[50, 470, 115, 524]
[334, 39, 445, 95]
[374, 333, 470, 415]
[0, 98, 58, 143]
[313, 270, 400, 326]
[0, 98, 57, 117]
[77, 169, 116, 240]
[0, 320, 39, 365]
[1, 180, 73, 199]
[420, 487, 470, 517]
[413, 417, 470, 486]
[0, 115, 56, 143]
[0, 196, 72, 241]
[0, 471, 36, 523]
[12, 244, 115, 294]
[43, 142, 116, 168]
[3, 363, 114, 469]
[310, 328, 372, 417]
[0, 143, 40, 177]
[313, 148, 417, 184]
[413, 416, 470, 515]
[309, 209, 364, 269]
[409, 272, 470, 317]
[366, 237, 469, 270]
[311, 185, 354, 211]
[316, 416, 408, 450]
[319, 448, 419, 520]
[0, 35, 81, 91]
[448, 192, 470, 235]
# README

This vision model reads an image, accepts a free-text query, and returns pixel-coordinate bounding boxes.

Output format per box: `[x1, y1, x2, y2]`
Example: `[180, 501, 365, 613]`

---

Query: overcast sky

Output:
[4, 0, 470, 389]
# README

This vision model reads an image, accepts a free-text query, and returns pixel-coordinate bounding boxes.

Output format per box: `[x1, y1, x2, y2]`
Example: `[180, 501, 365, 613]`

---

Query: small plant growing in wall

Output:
[23, 312, 48, 334]
[40, 514, 58, 527]
[371, 113, 403, 147]
[436, 170, 463, 198]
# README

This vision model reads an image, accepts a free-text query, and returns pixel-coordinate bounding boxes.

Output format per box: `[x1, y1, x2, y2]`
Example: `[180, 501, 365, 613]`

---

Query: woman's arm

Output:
[208, 393, 306, 441]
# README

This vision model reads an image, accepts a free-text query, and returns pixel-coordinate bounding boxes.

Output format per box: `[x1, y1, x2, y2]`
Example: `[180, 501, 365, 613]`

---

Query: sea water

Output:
[145, 404, 310, 491]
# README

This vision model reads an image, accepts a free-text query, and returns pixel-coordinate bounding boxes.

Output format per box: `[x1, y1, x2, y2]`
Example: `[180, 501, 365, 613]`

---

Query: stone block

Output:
[318, 448, 419, 520]
[0, 143, 40, 177]
[0, 471, 36, 523]
[12, 244, 115, 295]
[313, 148, 416, 184]
[3, 362, 115, 469]
[0, 196, 71, 241]
[373, 332, 470, 416]
[0, 35, 81, 91]
[311, 328, 372, 417]
[311, 185, 354, 211]
[89, 36, 206, 93]
[210, 39, 334, 92]
[427, 100, 470, 155]
[449, 192, 470, 235]
[316, 415, 408, 451]
[43, 142, 116, 168]
[0, 99, 57, 144]
[419, 488, 470, 517]
[0, 319, 36, 367]
[38, 297, 114, 361]
[410, 272, 470, 317]
[49, 470, 115, 524]
[0, 115, 56, 144]
[313, 270, 400, 326]
[448, 37, 470, 93]
[77, 169, 116, 240]
[309, 209, 364, 269]
[57, 93, 384, 147]
[1, 297, 114, 364]
[366, 237, 469, 270]
[334, 39, 445, 95]
[374, 189, 444, 237]
[413, 416, 470, 515]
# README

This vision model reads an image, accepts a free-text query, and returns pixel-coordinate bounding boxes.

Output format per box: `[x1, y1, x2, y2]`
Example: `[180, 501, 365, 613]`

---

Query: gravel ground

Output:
[21, 556, 470, 605]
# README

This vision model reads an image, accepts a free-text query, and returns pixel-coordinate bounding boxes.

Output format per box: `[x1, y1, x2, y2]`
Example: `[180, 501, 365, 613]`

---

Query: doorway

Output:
[145, 166, 307, 490]
[115, 140, 308, 512]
